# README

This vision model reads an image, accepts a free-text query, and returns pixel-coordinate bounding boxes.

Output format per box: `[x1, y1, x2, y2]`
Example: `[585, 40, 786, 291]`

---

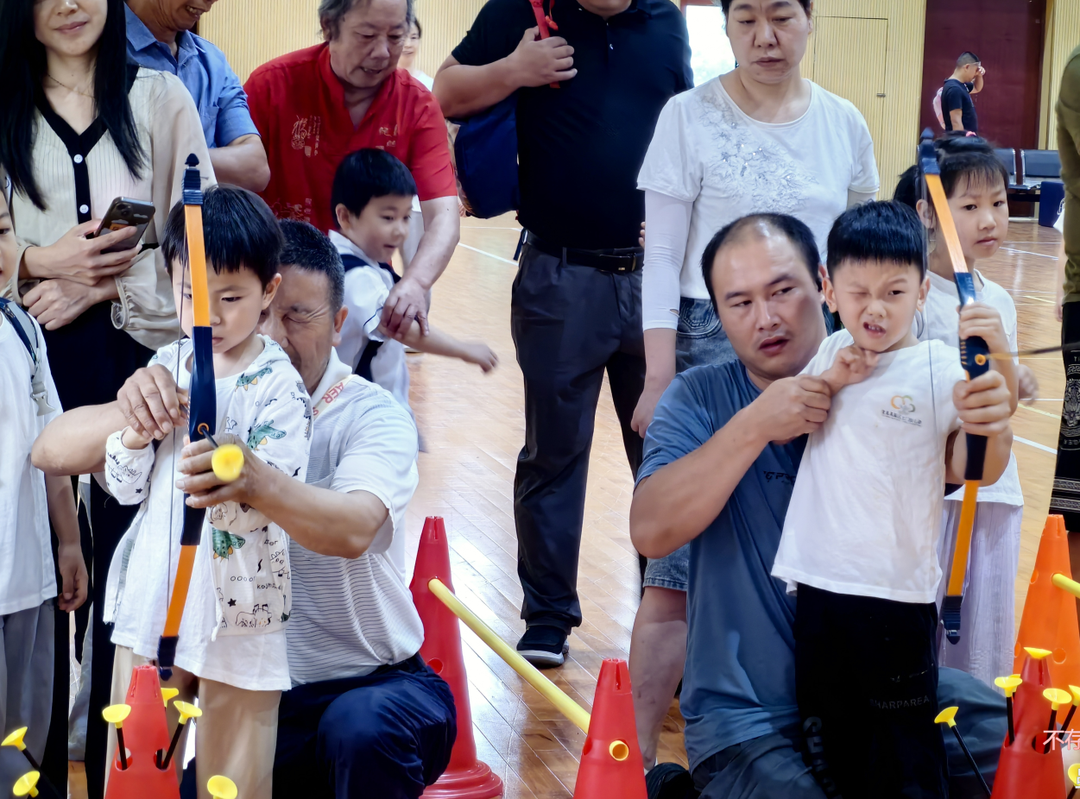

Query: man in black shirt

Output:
[435, 0, 691, 666]
[942, 51, 984, 134]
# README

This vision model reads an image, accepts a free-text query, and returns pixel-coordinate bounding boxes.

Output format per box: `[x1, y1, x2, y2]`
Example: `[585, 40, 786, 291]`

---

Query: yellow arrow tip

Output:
[2, 727, 27, 749]
[174, 700, 204, 722]
[1045, 688, 1072, 708]
[13, 771, 39, 797]
[1024, 647, 1053, 660]
[161, 687, 180, 707]
[934, 706, 959, 726]
[207, 775, 238, 799]
[211, 444, 245, 483]
[101, 705, 131, 725]
[1070, 762, 1080, 786]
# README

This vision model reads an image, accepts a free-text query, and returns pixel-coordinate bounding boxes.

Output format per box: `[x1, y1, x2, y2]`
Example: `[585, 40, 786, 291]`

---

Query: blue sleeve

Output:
[212, 60, 259, 147]
[638, 372, 717, 486]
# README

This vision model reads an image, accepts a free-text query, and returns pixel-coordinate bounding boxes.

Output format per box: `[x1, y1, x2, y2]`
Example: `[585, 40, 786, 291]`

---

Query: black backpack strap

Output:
[339, 252, 399, 382]
[0, 298, 55, 415]
[354, 339, 384, 382]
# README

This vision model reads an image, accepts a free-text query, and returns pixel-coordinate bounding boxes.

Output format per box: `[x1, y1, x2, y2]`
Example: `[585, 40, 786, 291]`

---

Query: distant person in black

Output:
[434, 0, 692, 667]
[942, 51, 985, 134]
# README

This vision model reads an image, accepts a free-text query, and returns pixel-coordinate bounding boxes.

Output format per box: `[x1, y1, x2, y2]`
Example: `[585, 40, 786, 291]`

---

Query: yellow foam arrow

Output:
[2, 727, 27, 751]
[1046, 688, 1072, 710]
[102, 705, 131, 727]
[174, 700, 203, 725]
[13, 771, 39, 798]
[934, 706, 959, 727]
[207, 775, 238, 799]
[211, 444, 245, 483]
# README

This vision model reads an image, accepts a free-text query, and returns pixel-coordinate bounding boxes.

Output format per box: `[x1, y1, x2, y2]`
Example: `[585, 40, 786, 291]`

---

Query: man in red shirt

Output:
[245, 0, 458, 336]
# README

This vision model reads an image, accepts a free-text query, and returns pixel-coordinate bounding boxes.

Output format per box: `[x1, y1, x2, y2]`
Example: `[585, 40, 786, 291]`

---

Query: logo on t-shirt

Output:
[883, 395, 921, 426]
[291, 115, 322, 157]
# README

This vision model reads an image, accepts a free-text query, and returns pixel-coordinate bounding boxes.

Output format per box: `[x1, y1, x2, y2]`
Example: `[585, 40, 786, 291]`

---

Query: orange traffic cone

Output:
[573, 659, 646, 799]
[1014, 516, 1080, 688]
[991, 648, 1069, 798]
[410, 517, 503, 799]
[104, 664, 179, 799]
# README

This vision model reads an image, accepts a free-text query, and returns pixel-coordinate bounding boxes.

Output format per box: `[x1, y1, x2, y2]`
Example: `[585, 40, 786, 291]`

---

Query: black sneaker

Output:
[516, 625, 569, 668]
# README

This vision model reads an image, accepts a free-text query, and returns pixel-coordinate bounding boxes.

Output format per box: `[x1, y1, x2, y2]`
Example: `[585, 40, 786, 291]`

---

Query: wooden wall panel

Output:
[413, 0, 487, 78]
[200, 0, 321, 84]
[1043, 0, 1080, 150]
[810, 0, 928, 197]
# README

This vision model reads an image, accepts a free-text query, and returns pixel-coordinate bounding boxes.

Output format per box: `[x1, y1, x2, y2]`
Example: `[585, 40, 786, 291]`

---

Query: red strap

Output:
[530, 0, 557, 38]
[529, 0, 560, 88]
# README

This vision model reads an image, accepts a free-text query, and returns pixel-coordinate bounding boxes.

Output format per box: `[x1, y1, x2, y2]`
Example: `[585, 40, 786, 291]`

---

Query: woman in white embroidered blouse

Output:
[0, 1, 213, 794]
[627, 0, 879, 769]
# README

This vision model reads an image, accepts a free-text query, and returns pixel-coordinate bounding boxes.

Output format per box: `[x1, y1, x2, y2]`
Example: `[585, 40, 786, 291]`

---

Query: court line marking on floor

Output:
[457, 242, 518, 266]
[1015, 435, 1057, 455]
[1001, 247, 1058, 260]
[1019, 404, 1062, 420]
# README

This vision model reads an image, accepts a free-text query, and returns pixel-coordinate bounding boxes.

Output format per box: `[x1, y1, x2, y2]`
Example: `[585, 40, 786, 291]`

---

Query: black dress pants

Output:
[511, 242, 646, 633]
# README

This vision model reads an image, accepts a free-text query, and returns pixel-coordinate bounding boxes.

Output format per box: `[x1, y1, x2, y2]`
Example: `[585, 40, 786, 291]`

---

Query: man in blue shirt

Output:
[125, 0, 270, 191]
[630, 214, 1012, 798]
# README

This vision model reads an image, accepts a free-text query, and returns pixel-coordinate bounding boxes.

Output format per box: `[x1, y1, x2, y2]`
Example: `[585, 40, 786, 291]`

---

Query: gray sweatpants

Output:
[0, 601, 54, 793]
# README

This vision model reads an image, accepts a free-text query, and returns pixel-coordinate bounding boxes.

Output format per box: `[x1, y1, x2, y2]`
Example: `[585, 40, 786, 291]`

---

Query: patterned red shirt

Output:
[245, 44, 456, 232]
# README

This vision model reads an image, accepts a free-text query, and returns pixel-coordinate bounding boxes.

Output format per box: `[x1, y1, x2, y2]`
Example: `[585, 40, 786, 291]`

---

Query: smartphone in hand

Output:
[89, 198, 154, 254]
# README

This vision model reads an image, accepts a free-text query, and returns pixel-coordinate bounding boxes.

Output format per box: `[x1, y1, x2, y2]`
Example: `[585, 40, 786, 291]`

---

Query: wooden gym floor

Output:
[68, 216, 1064, 798]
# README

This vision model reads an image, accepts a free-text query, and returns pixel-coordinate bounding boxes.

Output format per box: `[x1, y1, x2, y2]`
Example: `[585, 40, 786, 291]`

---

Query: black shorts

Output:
[794, 585, 948, 799]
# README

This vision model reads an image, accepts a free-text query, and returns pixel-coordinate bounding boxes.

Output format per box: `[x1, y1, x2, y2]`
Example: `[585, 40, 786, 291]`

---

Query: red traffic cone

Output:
[990, 648, 1068, 798]
[104, 664, 180, 799]
[1013, 516, 1080, 688]
[573, 659, 646, 799]
[410, 517, 503, 799]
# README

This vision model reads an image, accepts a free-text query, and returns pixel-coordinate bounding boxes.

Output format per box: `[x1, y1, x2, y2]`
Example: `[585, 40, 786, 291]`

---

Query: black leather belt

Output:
[522, 231, 643, 273]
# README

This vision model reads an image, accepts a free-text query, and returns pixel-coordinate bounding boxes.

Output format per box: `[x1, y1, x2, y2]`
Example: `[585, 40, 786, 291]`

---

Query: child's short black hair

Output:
[279, 219, 346, 313]
[330, 148, 417, 226]
[701, 213, 821, 314]
[826, 201, 925, 279]
[161, 185, 283, 288]
[893, 135, 1009, 211]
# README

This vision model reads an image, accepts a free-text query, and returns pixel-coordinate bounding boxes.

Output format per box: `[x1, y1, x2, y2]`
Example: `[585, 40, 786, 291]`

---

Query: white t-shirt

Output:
[286, 351, 425, 685]
[105, 336, 312, 691]
[637, 78, 879, 326]
[332, 231, 411, 412]
[916, 270, 1023, 507]
[0, 314, 61, 615]
[772, 331, 967, 604]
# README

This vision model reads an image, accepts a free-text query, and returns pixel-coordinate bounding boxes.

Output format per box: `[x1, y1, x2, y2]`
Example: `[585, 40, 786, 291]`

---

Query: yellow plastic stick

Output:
[1054, 573, 1080, 599]
[428, 578, 591, 734]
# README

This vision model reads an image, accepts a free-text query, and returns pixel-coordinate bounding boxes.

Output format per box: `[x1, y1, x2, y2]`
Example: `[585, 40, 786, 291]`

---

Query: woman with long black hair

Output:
[0, 2, 211, 796]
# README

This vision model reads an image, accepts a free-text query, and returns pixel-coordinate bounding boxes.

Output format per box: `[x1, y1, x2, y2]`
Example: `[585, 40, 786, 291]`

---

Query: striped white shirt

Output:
[286, 351, 424, 684]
